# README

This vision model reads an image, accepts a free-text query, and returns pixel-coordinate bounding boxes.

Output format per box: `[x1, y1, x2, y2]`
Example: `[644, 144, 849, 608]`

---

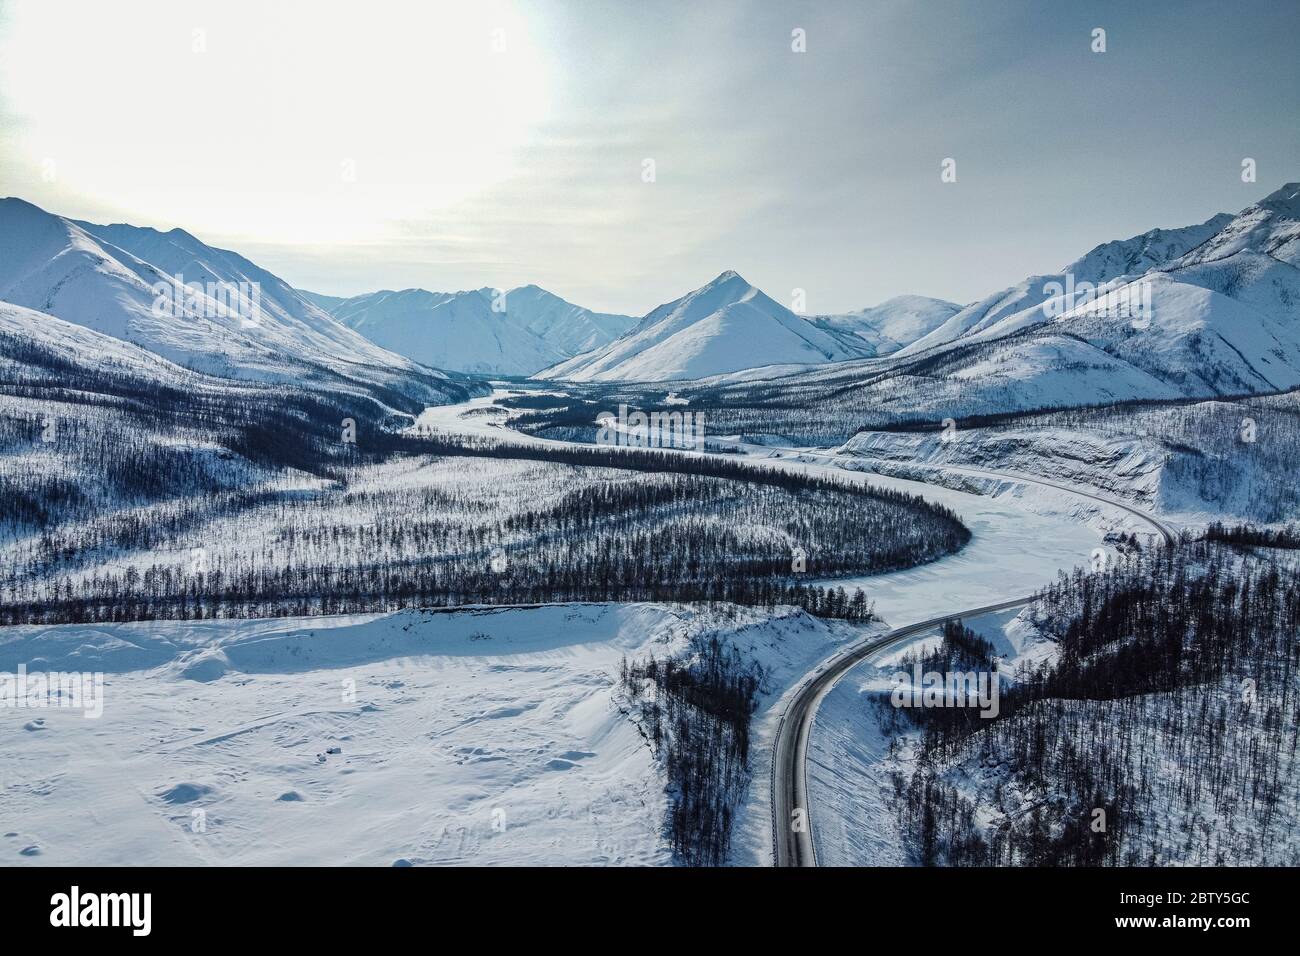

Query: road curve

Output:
[770, 596, 1034, 867]
[770, 467, 1176, 868]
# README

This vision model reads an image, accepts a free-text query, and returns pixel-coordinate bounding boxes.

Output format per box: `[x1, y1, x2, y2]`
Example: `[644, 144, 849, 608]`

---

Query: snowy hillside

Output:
[537, 271, 866, 382]
[1170, 182, 1300, 268]
[641, 184, 1300, 443]
[898, 211, 1238, 358]
[319, 285, 636, 376]
[838, 387, 1300, 526]
[330, 288, 559, 376]
[0, 198, 476, 408]
[811, 542, 1300, 867]
[894, 187, 1300, 395]
[812, 295, 961, 356]
[504, 285, 637, 355]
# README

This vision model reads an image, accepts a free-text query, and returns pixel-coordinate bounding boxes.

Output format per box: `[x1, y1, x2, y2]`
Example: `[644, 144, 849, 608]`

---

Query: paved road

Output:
[771, 596, 1035, 868]
[769, 463, 1177, 868]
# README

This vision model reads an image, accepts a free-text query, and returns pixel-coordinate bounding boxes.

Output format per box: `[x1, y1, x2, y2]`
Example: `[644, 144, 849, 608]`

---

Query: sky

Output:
[1, 0, 1297, 316]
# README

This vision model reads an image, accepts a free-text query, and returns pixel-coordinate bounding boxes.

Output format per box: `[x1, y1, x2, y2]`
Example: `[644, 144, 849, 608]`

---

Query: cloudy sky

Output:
[1, 0, 1297, 315]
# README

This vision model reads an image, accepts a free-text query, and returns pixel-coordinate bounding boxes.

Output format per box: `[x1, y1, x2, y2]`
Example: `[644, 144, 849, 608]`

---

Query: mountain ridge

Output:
[536, 270, 867, 382]
[0, 197, 477, 409]
[314, 284, 637, 376]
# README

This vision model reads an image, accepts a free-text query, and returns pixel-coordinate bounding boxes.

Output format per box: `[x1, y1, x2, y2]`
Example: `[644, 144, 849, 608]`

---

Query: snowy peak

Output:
[316, 284, 636, 376]
[1259, 181, 1300, 218]
[0, 197, 471, 408]
[493, 284, 637, 354]
[886, 182, 1300, 404]
[813, 295, 962, 356]
[328, 286, 558, 376]
[897, 208, 1247, 359]
[1170, 182, 1300, 268]
[536, 271, 866, 383]
[632, 269, 766, 331]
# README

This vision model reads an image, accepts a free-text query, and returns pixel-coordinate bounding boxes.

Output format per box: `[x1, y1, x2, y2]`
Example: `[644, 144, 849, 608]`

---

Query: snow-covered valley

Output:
[3, 385, 1139, 867]
[2, 181, 1298, 872]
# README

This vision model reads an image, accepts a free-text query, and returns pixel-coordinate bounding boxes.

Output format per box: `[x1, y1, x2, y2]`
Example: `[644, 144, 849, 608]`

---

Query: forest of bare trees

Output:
[1, 326, 971, 628]
[888, 537, 1300, 866]
[619, 632, 765, 865]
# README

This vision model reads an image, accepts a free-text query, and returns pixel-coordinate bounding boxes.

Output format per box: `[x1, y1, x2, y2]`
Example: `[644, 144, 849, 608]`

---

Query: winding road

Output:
[768, 462, 1177, 867]
[416, 390, 1179, 868]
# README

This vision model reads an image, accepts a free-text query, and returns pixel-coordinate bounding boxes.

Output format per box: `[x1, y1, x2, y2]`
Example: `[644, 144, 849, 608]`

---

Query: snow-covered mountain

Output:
[812, 295, 962, 356]
[1167, 183, 1300, 269]
[504, 284, 637, 355]
[883, 185, 1300, 395]
[666, 184, 1300, 439]
[0, 198, 476, 408]
[0, 297, 204, 388]
[330, 288, 554, 376]
[299, 290, 349, 313]
[537, 271, 866, 382]
[1060, 214, 1236, 282]
[315, 285, 636, 376]
[897, 211, 1238, 359]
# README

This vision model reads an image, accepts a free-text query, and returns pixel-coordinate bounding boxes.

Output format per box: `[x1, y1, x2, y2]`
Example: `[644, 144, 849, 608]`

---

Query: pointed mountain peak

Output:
[707, 269, 746, 286]
[0, 196, 65, 229]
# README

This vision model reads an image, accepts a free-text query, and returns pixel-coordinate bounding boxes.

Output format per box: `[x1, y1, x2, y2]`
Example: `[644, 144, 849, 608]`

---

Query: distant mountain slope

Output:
[654, 184, 1300, 442]
[1060, 213, 1236, 281]
[883, 185, 1300, 396]
[503, 284, 637, 355]
[812, 295, 961, 356]
[898, 211, 1238, 358]
[299, 290, 349, 312]
[316, 285, 636, 376]
[330, 288, 556, 376]
[0, 298, 475, 535]
[1170, 182, 1300, 268]
[0, 198, 477, 409]
[537, 271, 866, 382]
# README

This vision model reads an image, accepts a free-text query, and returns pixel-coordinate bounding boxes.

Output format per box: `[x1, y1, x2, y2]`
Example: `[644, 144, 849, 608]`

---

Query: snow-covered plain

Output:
[2, 601, 889, 866]
[3, 390, 1130, 866]
[1, 603, 674, 866]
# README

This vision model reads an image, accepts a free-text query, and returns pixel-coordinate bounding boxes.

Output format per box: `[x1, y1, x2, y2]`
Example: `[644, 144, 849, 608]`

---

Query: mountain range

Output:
[810, 295, 962, 357]
[893, 184, 1300, 396]
[658, 183, 1300, 435]
[536, 270, 867, 382]
[313, 285, 637, 376]
[0, 197, 475, 411]
[2, 183, 1297, 421]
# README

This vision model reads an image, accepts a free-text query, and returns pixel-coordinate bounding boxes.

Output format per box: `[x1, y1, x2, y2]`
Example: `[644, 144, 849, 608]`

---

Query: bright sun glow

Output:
[0, 0, 550, 243]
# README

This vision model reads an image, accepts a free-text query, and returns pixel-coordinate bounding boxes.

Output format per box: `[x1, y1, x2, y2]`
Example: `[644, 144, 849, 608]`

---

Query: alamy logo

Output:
[1042, 274, 1152, 321]
[1, 664, 104, 719]
[151, 275, 262, 327]
[50, 886, 151, 936]
[891, 662, 1000, 718]
[595, 403, 706, 450]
